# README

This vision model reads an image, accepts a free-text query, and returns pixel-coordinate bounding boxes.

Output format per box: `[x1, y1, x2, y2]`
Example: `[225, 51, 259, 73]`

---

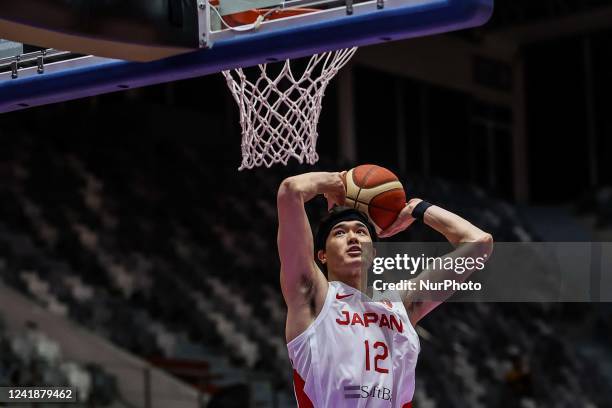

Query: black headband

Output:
[314, 207, 378, 252]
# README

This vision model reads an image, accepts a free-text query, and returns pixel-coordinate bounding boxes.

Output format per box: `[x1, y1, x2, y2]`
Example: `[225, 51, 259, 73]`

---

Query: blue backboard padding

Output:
[0, 0, 493, 113]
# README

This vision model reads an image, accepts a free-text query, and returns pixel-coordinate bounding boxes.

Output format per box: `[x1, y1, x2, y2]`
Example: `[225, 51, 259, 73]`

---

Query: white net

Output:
[222, 47, 357, 170]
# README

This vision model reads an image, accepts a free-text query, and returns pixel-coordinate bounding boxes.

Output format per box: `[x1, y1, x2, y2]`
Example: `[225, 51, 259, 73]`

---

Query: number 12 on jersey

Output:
[364, 340, 389, 374]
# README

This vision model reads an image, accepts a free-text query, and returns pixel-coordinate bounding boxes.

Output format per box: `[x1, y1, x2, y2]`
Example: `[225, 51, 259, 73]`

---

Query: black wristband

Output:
[411, 201, 433, 221]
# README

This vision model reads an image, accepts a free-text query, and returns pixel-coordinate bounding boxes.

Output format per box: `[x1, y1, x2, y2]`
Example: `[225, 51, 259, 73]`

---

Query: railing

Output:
[0, 47, 113, 82]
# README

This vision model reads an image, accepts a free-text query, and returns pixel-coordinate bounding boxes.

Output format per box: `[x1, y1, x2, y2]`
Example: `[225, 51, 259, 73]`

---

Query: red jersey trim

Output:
[292, 369, 314, 408]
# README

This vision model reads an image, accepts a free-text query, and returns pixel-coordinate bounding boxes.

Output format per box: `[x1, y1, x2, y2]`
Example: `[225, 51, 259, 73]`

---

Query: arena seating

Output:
[575, 186, 612, 228]
[0, 101, 610, 407]
[0, 316, 119, 406]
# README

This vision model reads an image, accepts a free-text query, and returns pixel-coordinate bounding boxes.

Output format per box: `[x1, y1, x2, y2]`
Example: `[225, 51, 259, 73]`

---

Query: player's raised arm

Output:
[380, 199, 494, 326]
[276, 172, 345, 308]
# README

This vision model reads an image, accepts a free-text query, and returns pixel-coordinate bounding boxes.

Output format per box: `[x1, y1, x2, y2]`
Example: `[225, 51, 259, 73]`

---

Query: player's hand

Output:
[378, 198, 422, 238]
[323, 171, 347, 211]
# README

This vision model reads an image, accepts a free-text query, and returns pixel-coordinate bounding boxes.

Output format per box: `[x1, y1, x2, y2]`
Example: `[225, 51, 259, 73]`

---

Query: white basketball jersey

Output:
[287, 281, 420, 408]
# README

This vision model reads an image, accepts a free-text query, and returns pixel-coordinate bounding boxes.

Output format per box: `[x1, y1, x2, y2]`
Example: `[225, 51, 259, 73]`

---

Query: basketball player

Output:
[277, 171, 493, 407]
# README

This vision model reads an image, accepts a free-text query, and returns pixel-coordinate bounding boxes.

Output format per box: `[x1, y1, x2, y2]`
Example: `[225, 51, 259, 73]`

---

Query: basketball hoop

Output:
[219, 5, 357, 169]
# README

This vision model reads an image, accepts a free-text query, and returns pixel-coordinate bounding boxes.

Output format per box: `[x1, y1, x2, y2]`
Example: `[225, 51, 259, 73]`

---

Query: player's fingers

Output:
[378, 227, 397, 238]
[336, 193, 346, 207]
[379, 213, 404, 237]
[324, 193, 332, 210]
[379, 210, 413, 238]
[329, 192, 345, 209]
[329, 178, 346, 204]
[339, 171, 347, 185]
[378, 221, 397, 238]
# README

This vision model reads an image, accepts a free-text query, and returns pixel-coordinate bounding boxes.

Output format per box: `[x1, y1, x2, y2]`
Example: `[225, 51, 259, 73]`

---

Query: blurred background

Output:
[1, 0, 612, 407]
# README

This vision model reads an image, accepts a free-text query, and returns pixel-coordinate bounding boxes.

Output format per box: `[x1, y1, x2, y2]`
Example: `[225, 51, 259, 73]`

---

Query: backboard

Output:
[0, 0, 494, 113]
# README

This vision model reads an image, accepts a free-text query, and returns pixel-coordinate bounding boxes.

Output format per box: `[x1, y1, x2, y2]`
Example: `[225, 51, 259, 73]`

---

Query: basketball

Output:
[344, 164, 407, 233]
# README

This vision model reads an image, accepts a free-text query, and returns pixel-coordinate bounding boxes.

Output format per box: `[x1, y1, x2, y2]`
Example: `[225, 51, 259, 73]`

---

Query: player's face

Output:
[321, 220, 374, 275]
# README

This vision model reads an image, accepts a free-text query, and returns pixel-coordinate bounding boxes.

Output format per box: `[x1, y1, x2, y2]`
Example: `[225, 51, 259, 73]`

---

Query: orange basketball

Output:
[344, 164, 406, 233]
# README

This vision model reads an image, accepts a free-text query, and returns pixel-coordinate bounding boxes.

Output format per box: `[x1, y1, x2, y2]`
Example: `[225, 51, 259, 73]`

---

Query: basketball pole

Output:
[583, 35, 598, 188]
[511, 54, 529, 203]
[395, 77, 407, 175]
[337, 62, 357, 164]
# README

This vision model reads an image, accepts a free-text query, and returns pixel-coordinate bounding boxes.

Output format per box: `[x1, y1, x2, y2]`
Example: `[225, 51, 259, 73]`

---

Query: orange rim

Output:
[222, 7, 318, 27]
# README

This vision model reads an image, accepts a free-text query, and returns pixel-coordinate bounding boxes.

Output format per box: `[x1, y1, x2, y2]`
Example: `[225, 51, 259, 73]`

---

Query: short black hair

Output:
[314, 206, 378, 253]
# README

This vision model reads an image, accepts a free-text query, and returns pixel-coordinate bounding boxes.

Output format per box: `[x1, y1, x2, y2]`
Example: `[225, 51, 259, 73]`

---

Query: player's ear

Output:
[317, 249, 327, 264]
